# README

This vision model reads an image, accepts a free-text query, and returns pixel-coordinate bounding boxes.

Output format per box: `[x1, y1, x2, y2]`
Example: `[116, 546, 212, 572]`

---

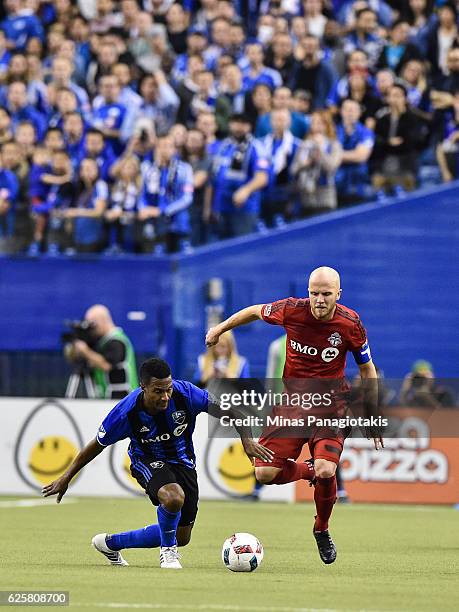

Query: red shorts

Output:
[254, 434, 343, 468]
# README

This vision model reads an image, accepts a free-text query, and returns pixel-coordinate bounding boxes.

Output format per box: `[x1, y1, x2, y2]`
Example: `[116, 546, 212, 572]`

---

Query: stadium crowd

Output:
[0, 0, 458, 255]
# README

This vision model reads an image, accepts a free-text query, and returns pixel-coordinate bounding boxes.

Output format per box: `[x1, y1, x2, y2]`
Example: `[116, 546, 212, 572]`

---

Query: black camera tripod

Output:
[65, 367, 96, 398]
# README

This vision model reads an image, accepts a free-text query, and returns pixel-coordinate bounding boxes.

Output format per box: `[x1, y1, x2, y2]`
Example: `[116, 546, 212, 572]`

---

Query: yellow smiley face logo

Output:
[218, 441, 256, 495]
[28, 436, 78, 485]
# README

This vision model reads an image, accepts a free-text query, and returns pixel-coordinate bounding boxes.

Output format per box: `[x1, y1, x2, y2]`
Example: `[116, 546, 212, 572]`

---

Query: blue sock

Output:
[157, 505, 181, 547]
[106, 524, 161, 551]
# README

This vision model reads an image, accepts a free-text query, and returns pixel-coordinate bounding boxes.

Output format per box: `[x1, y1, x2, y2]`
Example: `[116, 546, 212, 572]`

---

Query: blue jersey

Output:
[91, 103, 127, 155]
[335, 122, 374, 197]
[240, 66, 282, 92]
[80, 144, 116, 182]
[29, 163, 52, 203]
[9, 105, 47, 141]
[73, 180, 108, 245]
[1, 13, 44, 50]
[211, 137, 269, 214]
[96, 380, 209, 469]
[139, 158, 194, 234]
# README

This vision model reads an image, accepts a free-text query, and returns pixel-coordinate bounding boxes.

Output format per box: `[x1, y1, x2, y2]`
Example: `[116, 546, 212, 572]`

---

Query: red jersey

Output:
[261, 298, 370, 379]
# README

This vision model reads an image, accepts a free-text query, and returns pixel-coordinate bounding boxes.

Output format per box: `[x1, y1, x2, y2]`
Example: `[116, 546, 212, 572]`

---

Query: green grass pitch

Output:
[1, 496, 458, 612]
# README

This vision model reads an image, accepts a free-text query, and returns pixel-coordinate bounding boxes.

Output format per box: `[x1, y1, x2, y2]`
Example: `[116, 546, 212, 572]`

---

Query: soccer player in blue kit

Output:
[42, 358, 272, 569]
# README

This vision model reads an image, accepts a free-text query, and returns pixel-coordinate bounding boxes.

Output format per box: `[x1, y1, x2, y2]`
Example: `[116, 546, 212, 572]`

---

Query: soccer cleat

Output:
[305, 458, 317, 487]
[313, 528, 337, 565]
[160, 545, 182, 569]
[91, 533, 129, 566]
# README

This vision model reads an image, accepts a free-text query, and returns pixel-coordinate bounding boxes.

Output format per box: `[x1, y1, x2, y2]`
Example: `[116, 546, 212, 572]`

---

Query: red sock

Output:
[270, 460, 315, 484]
[314, 476, 337, 532]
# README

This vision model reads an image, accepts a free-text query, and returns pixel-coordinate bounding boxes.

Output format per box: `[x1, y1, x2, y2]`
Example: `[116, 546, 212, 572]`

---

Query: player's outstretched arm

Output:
[41, 438, 104, 503]
[205, 305, 264, 347]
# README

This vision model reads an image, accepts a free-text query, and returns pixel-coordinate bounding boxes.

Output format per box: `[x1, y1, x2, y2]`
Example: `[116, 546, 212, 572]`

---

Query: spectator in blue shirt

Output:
[172, 28, 208, 83]
[203, 17, 232, 71]
[261, 108, 302, 226]
[82, 128, 116, 183]
[48, 56, 91, 119]
[6, 80, 47, 141]
[105, 155, 142, 254]
[335, 99, 375, 205]
[0, 152, 19, 240]
[5, 52, 48, 116]
[93, 62, 143, 143]
[28, 148, 73, 255]
[208, 113, 269, 239]
[327, 49, 373, 113]
[68, 14, 91, 79]
[138, 71, 180, 136]
[138, 133, 194, 253]
[91, 75, 128, 156]
[1, 0, 44, 51]
[375, 19, 422, 75]
[48, 88, 79, 131]
[337, 0, 393, 30]
[343, 8, 384, 71]
[44, 128, 65, 154]
[64, 157, 108, 253]
[255, 86, 310, 138]
[240, 42, 283, 92]
[62, 111, 86, 171]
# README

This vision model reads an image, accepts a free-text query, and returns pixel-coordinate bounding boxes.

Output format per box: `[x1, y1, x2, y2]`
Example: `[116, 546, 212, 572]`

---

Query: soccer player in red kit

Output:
[205, 266, 383, 564]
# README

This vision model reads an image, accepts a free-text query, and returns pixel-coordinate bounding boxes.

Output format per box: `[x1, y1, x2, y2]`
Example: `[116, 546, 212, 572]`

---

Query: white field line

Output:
[76, 603, 390, 612]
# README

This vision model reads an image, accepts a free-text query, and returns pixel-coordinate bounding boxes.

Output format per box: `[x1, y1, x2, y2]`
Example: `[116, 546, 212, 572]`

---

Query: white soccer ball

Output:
[221, 532, 264, 572]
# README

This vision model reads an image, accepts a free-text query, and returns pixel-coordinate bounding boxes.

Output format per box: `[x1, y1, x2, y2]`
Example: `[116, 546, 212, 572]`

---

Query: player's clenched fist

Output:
[205, 327, 221, 347]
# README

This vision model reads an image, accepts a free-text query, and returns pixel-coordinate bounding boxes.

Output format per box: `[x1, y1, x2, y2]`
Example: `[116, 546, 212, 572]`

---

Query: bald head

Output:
[308, 267, 341, 320]
[309, 266, 340, 290]
[84, 304, 115, 337]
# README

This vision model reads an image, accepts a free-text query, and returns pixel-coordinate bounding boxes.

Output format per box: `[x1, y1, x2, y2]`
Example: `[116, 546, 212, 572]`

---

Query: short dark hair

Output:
[86, 128, 104, 139]
[229, 112, 251, 124]
[392, 80, 407, 97]
[140, 358, 171, 384]
[356, 8, 376, 20]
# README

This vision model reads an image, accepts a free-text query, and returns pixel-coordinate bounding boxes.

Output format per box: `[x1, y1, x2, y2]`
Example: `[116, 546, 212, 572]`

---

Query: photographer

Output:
[399, 360, 455, 409]
[207, 114, 269, 239]
[66, 304, 138, 399]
